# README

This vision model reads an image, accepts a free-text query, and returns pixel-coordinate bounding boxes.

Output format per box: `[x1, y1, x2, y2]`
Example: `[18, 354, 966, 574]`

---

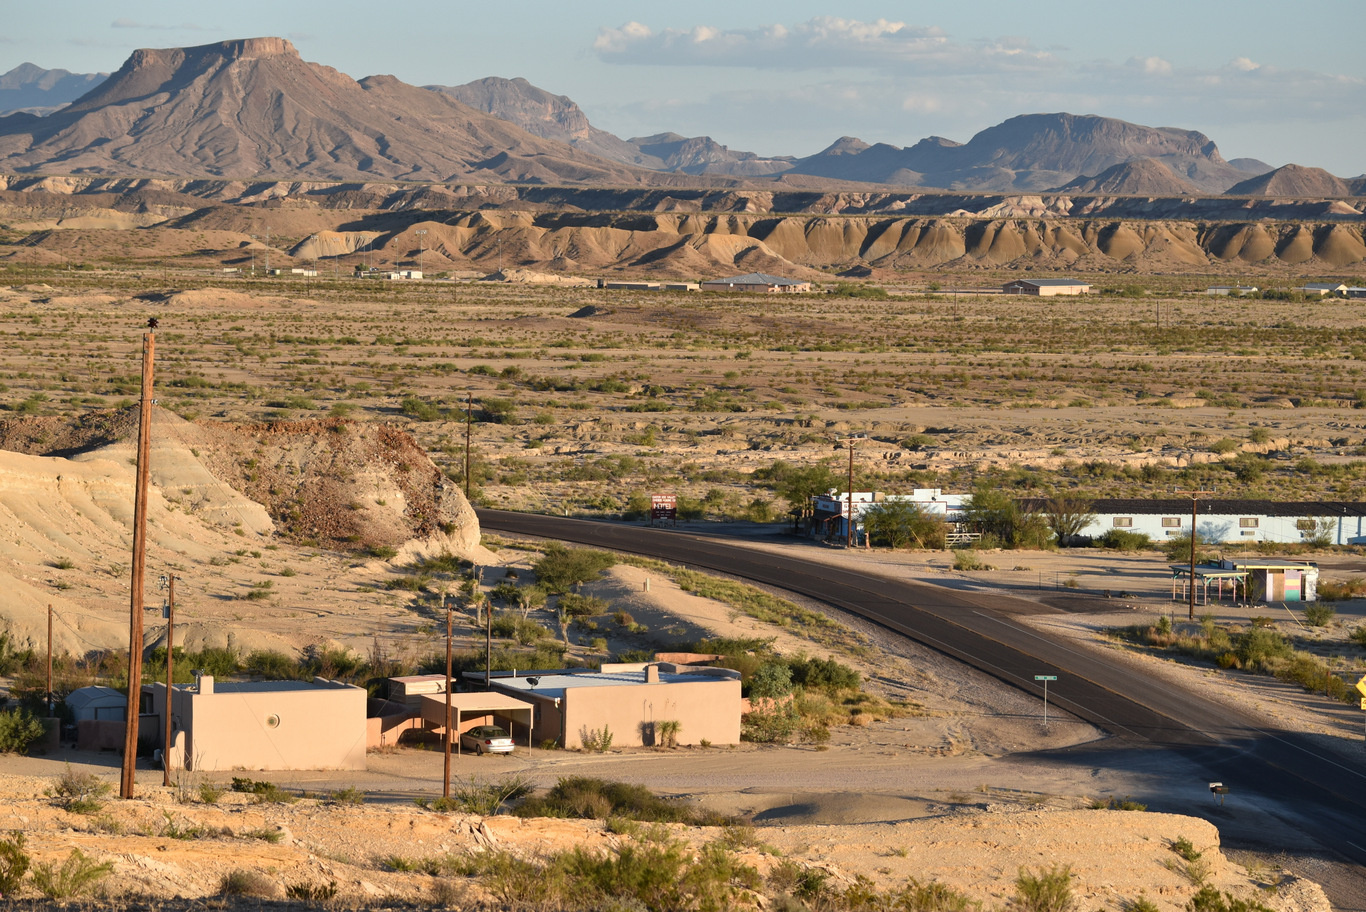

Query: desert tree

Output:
[1044, 497, 1096, 546]
[863, 501, 947, 549]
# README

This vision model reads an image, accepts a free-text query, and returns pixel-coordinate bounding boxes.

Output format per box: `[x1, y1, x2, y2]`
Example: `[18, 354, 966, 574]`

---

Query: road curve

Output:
[478, 509, 1366, 888]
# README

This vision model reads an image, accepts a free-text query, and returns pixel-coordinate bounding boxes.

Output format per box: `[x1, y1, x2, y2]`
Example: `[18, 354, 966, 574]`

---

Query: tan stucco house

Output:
[480, 663, 742, 749]
[150, 675, 367, 772]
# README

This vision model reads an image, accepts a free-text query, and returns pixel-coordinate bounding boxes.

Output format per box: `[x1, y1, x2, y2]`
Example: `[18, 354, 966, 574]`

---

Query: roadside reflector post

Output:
[1034, 675, 1057, 727]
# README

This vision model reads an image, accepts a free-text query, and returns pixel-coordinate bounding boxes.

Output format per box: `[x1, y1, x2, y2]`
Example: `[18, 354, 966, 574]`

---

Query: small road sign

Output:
[1034, 675, 1057, 681]
[1355, 675, 1366, 698]
[1034, 675, 1057, 725]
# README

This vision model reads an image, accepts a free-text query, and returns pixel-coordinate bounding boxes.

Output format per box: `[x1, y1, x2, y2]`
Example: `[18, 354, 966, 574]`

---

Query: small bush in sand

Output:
[0, 831, 30, 895]
[219, 868, 277, 898]
[1014, 863, 1073, 912]
[1302, 603, 1335, 627]
[31, 848, 113, 899]
[46, 767, 112, 814]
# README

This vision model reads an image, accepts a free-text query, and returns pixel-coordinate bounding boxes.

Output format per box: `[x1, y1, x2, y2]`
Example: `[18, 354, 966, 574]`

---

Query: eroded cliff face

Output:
[0, 177, 1361, 274]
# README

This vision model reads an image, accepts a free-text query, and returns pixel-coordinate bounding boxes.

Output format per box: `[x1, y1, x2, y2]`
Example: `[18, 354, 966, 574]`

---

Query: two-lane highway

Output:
[479, 509, 1366, 897]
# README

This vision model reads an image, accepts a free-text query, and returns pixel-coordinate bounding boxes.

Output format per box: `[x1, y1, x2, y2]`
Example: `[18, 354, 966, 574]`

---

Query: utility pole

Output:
[839, 435, 865, 548]
[483, 570, 492, 691]
[1175, 488, 1214, 620]
[416, 229, 427, 278]
[46, 604, 53, 717]
[443, 591, 453, 798]
[161, 574, 176, 788]
[464, 392, 473, 500]
[264, 225, 270, 274]
[122, 318, 157, 799]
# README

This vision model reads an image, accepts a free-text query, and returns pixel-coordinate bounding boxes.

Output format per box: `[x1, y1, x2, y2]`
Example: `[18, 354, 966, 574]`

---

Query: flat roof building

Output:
[475, 664, 741, 749]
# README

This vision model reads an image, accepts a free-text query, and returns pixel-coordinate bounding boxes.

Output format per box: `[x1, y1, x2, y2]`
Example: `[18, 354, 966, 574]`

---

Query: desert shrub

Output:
[400, 396, 442, 421]
[442, 775, 532, 816]
[1316, 577, 1366, 601]
[656, 719, 681, 748]
[1235, 627, 1293, 669]
[533, 544, 616, 594]
[516, 776, 730, 826]
[952, 550, 992, 571]
[894, 877, 972, 912]
[0, 707, 45, 754]
[1170, 836, 1202, 862]
[1186, 885, 1273, 912]
[785, 655, 860, 694]
[220, 869, 278, 897]
[31, 848, 114, 898]
[1303, 604, 1335, 627]
[1014, 863, 1073, 912]
[580, 725, 614, 752]
[286, 881, 338, 901]
[47, 767, 112, 814]
[558, 592, 607, 619]
[0, 831, 29, 895]
[1352, 626, 1366, 647]
[197, 781, 226, 804]
[243, 649, 300, 679]
[231, 777, 297, 804]
[1097, 529, 1152, 551]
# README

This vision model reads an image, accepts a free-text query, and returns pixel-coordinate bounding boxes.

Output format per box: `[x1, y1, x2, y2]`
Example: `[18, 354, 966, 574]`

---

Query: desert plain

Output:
[1, 232, 1365, 910]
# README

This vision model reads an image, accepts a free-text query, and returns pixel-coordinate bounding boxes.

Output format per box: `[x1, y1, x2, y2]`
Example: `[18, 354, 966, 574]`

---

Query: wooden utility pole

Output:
[1175, 489, 1214, 620]
[443, 592, 453, 799]
[162, 574, 176, 788]
[46, 604, 53, 717]
[464, 392, 473, 499]
[840, 436, 865, 548]
[122, 318, 157, 799]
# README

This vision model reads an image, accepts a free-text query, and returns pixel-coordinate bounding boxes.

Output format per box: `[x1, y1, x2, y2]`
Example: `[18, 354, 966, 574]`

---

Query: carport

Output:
[418, 692, 535, 755]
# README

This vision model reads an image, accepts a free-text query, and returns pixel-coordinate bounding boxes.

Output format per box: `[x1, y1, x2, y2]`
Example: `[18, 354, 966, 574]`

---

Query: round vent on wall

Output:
[265, 714, 281, 729]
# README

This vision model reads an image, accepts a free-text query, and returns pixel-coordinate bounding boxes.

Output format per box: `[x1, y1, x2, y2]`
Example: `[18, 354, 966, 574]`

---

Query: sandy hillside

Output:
[0, 767, 1331, 911]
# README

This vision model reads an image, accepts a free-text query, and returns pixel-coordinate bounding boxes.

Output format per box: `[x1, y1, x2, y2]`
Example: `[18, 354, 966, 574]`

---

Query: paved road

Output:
[479, 509, 1366, 906]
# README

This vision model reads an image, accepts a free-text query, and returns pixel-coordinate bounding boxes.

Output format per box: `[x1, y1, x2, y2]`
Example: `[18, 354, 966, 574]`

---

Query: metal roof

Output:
[705, 273, 806, 286]
[1004, 278, 1092, 287]
[490, 669, 731, 700]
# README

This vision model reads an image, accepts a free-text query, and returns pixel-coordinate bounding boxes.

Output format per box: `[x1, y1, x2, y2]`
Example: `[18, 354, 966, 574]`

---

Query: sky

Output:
[3, 1, 1363, 175]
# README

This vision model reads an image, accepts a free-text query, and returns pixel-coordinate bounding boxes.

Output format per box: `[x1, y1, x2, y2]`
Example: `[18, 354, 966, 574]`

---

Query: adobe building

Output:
[479, 664, 741, 749]
[149, 675, 367, 772]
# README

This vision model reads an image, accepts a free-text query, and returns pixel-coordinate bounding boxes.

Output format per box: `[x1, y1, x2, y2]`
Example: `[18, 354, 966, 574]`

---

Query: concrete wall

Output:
[177, 678, 367, 771]
[556, 679, 741, 749]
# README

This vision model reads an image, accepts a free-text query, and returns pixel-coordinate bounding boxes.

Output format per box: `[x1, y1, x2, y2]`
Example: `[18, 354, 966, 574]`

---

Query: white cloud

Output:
[593, 17, 1054, 73]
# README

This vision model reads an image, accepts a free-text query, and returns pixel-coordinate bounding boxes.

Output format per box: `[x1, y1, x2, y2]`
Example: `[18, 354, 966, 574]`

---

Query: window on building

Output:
[1161, 517, 1182, 528]
[1239, 518, 1259, 528]
[1112, 517, 1133, 528]
[1241, 530, 1257, 537]
[1295, 519, 1317, 531]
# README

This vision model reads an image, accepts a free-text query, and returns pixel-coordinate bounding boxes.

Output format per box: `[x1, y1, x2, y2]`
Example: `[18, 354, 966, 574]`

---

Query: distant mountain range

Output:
[0, 62, 106, 115]
[1, 40, 1361, 197]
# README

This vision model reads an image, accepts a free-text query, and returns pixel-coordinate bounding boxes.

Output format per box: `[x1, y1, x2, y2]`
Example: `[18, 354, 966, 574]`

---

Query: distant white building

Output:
[1052, 498, 1366, 546]
[812, 488, 967, 539]
[702, 273, 812, 294]
[1206, 285, 1258, 296]
[1002, 279, 1092, 296]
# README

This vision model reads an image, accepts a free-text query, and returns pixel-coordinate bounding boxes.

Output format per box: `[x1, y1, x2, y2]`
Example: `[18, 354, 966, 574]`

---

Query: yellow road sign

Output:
[1357, 675, 1366, 698]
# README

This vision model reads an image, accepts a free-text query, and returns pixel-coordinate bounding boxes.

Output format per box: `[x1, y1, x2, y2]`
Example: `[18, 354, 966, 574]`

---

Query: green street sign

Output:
[1034, 675, 1057, 681]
